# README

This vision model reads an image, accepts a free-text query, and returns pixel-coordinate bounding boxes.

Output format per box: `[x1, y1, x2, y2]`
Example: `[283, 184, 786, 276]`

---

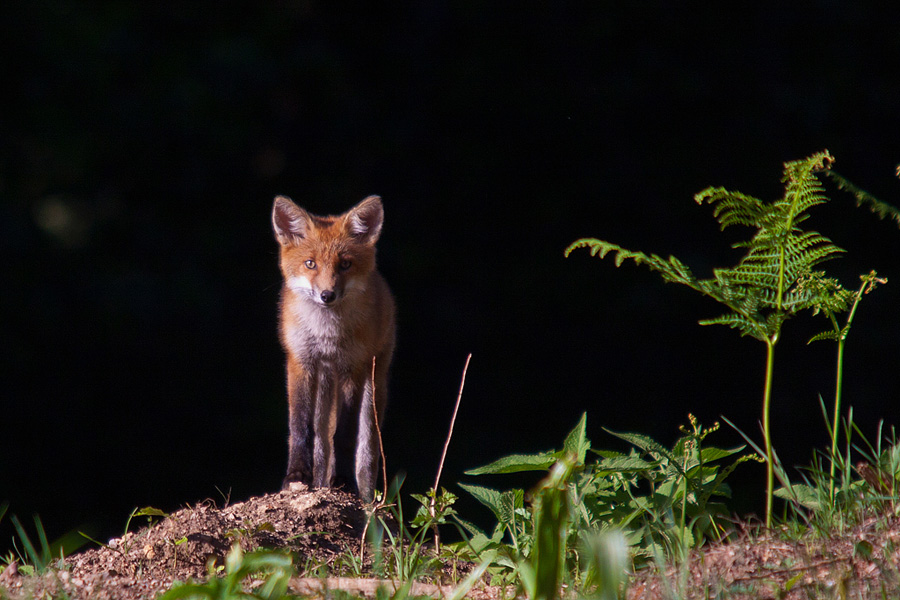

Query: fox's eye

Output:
[305, 260, 316, 269]
[339, 259, 352, 271]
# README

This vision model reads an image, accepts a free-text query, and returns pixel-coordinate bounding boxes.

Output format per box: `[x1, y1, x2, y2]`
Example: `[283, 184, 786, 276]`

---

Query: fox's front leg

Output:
[313, 368, 339, 488]
[283, 361, 316, 488]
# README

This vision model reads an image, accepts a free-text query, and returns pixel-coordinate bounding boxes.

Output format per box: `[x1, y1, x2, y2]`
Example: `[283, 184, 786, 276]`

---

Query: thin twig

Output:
[735, 557, 845, 581]
[433, 353, 472, 496]
[291, 577, 453, 598]
[429, 353, 472, 552]
[372, 356, 388, 498]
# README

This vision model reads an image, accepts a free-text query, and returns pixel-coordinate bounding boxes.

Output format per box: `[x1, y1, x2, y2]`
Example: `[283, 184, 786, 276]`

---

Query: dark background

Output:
[3, 2, 900, 553]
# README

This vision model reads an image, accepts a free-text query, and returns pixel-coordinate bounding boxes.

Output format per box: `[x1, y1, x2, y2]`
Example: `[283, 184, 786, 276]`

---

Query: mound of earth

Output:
[0, 486, 370, 600]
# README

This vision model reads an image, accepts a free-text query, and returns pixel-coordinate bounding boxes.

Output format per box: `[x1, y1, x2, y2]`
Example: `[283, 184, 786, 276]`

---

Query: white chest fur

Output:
[283, 295, 343, 358]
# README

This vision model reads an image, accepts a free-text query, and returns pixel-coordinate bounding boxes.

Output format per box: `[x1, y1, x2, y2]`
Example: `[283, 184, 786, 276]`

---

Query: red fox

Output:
[272, 195, 396, 501]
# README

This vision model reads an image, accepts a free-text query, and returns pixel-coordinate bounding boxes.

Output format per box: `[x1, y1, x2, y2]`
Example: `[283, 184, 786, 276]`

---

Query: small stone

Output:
[288, 481, 309, 492]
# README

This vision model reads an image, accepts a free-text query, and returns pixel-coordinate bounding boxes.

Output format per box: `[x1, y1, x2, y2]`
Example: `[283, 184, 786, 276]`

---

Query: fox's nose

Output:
[320, 290, 337, 304]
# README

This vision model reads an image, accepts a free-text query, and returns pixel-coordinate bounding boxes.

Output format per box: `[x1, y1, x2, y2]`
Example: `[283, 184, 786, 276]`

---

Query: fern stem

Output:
[829, 338, 845, 502]
[680, 451, 688, 549]
[763, 337, 776, 528]
[776, 246, 786, 312]
[828, 276, 873, 501]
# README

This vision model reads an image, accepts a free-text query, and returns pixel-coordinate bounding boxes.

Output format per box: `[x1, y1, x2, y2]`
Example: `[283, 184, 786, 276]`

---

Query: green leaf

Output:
[237, 549, 292, 573]
[465, 453, 557, 475]
[561, 412, 590, 464]
[699, 446, 746, 463]
[774, 483, 821, 511]
[457, 483, 522, 526]
[134, 506, 169, 519]
[595, 454, 654, 473]
[604, 429, 674, 461]
[451, 515, 487, 539]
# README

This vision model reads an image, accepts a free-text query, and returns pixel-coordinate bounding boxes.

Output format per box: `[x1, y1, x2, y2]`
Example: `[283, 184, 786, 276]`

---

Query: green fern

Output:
[566, 152, 846, 345]
[565, 151, 858, 527]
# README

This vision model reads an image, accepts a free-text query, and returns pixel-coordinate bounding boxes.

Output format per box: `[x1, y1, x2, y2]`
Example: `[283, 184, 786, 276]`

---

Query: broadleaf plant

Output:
[565, 151, 864, 526]
[459, 413, 753, 594]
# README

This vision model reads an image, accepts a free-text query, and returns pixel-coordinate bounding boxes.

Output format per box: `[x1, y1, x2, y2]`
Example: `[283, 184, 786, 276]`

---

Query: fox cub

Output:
[272, 195, 396, 501]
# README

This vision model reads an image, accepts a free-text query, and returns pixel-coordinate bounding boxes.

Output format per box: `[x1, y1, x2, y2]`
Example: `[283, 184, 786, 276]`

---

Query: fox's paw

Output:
[282, 470, 311, 492]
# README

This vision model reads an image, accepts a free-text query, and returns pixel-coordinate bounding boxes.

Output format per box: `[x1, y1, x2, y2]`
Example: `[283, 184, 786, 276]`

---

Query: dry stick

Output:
[736, 557, 845, 581]
[429, 353, 473, 553]
[292, 577, 454, 598]
[371, 356, 389, 497]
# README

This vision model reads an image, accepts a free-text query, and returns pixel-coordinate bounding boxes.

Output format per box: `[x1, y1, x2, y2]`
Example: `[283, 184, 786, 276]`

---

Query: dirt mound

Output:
[0, 486, 368, 600]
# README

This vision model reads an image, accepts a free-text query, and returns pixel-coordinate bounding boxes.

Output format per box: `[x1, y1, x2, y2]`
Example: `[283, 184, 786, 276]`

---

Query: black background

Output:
[3, 2, 900, 552]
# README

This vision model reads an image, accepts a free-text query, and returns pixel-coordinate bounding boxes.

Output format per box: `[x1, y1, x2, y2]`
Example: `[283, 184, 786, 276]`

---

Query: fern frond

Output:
[698, 313, 766, 340]
[564, 238, 650, 267]
[654, 254, 699, 286]
[808, 331, 840, 344]
[784, 272, 851, 322]
[782, 287, 827, 313]
[781, 171, 830, 226]
[694, 187, 767, 230]
[823, 169, 900, 228]
[565, 238, 702, 286]
[779, 232, 844, 274]
[712, 265, 779, 292]
[782, 150, 835, 183]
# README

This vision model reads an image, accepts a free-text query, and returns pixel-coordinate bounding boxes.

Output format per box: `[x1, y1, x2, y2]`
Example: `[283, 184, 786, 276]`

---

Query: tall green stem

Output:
[680, 452, 688, 548]
[827, 274, 875, 501]
[829, 338, 845, 502]
[763, 337, 776, 528]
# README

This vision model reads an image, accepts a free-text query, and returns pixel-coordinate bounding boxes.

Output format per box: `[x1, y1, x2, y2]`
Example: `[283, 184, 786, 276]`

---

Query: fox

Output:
[271, 194, 396, 501]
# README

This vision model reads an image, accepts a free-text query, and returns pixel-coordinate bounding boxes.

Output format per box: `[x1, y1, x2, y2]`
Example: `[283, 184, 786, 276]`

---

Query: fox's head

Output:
[272, 195, 384, 307]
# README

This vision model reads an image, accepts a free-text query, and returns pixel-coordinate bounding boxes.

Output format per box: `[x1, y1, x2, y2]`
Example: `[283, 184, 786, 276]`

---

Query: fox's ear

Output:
[345, 195, 384, 244]
[272, 195, 311, 246]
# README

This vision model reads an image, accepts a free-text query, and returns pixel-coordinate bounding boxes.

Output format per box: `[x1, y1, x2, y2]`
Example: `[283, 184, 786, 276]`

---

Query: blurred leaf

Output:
[465, 453, 557, 475]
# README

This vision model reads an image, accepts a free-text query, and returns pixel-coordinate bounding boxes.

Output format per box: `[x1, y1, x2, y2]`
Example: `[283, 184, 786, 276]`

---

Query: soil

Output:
[0, 485, 377, 600]
[2, 487, 900, 599]
[628, 515, 900, 599]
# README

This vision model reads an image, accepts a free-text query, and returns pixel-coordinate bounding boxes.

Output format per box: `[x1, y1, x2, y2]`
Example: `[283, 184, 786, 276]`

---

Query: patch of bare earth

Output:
[629, 516, 900, 599]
